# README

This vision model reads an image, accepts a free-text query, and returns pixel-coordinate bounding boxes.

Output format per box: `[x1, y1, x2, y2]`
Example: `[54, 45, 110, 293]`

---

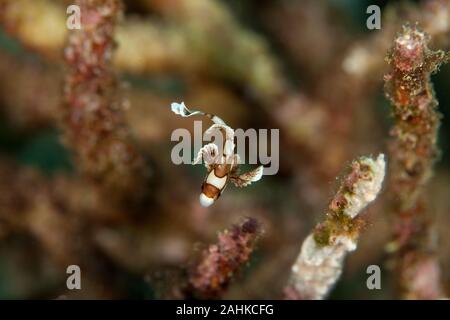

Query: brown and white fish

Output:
[171, 102, 264, 207]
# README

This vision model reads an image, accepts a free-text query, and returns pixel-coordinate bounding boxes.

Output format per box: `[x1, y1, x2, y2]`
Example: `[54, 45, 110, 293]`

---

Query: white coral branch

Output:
[343, 154, 386, 218]
[287, 154, 386, 300]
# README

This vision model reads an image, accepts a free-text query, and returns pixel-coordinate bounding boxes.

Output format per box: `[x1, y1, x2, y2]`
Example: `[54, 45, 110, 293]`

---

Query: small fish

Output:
[171, 102, 264, 207]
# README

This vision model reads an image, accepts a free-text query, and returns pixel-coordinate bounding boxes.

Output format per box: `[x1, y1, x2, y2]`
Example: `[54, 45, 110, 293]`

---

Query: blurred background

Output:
[0, 0, 449, 299]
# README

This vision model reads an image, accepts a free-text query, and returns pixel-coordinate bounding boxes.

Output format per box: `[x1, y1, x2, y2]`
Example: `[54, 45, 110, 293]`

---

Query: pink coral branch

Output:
[188, 218, 261, 299]
[384, 24, 449, 299]
[63, 0, 149, 202]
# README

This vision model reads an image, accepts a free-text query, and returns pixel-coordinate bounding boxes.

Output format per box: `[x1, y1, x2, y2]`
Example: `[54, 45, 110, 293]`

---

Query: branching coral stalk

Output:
[384, 24, 449, 299]
[188, 218, 261, 299]
[285, 154, 386, 300]
[63, 0, 149, 202]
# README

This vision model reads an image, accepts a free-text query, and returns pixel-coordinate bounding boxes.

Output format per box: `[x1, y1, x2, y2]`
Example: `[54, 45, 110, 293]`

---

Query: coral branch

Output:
[188, 218, 261, 299]
[384, 24, 449, 299]
[285, 154, 386, 300]
[63, 0, 149, 202]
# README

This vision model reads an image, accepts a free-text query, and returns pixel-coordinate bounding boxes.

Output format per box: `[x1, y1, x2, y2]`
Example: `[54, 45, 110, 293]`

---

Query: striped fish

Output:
[171, 102, 264, 207]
